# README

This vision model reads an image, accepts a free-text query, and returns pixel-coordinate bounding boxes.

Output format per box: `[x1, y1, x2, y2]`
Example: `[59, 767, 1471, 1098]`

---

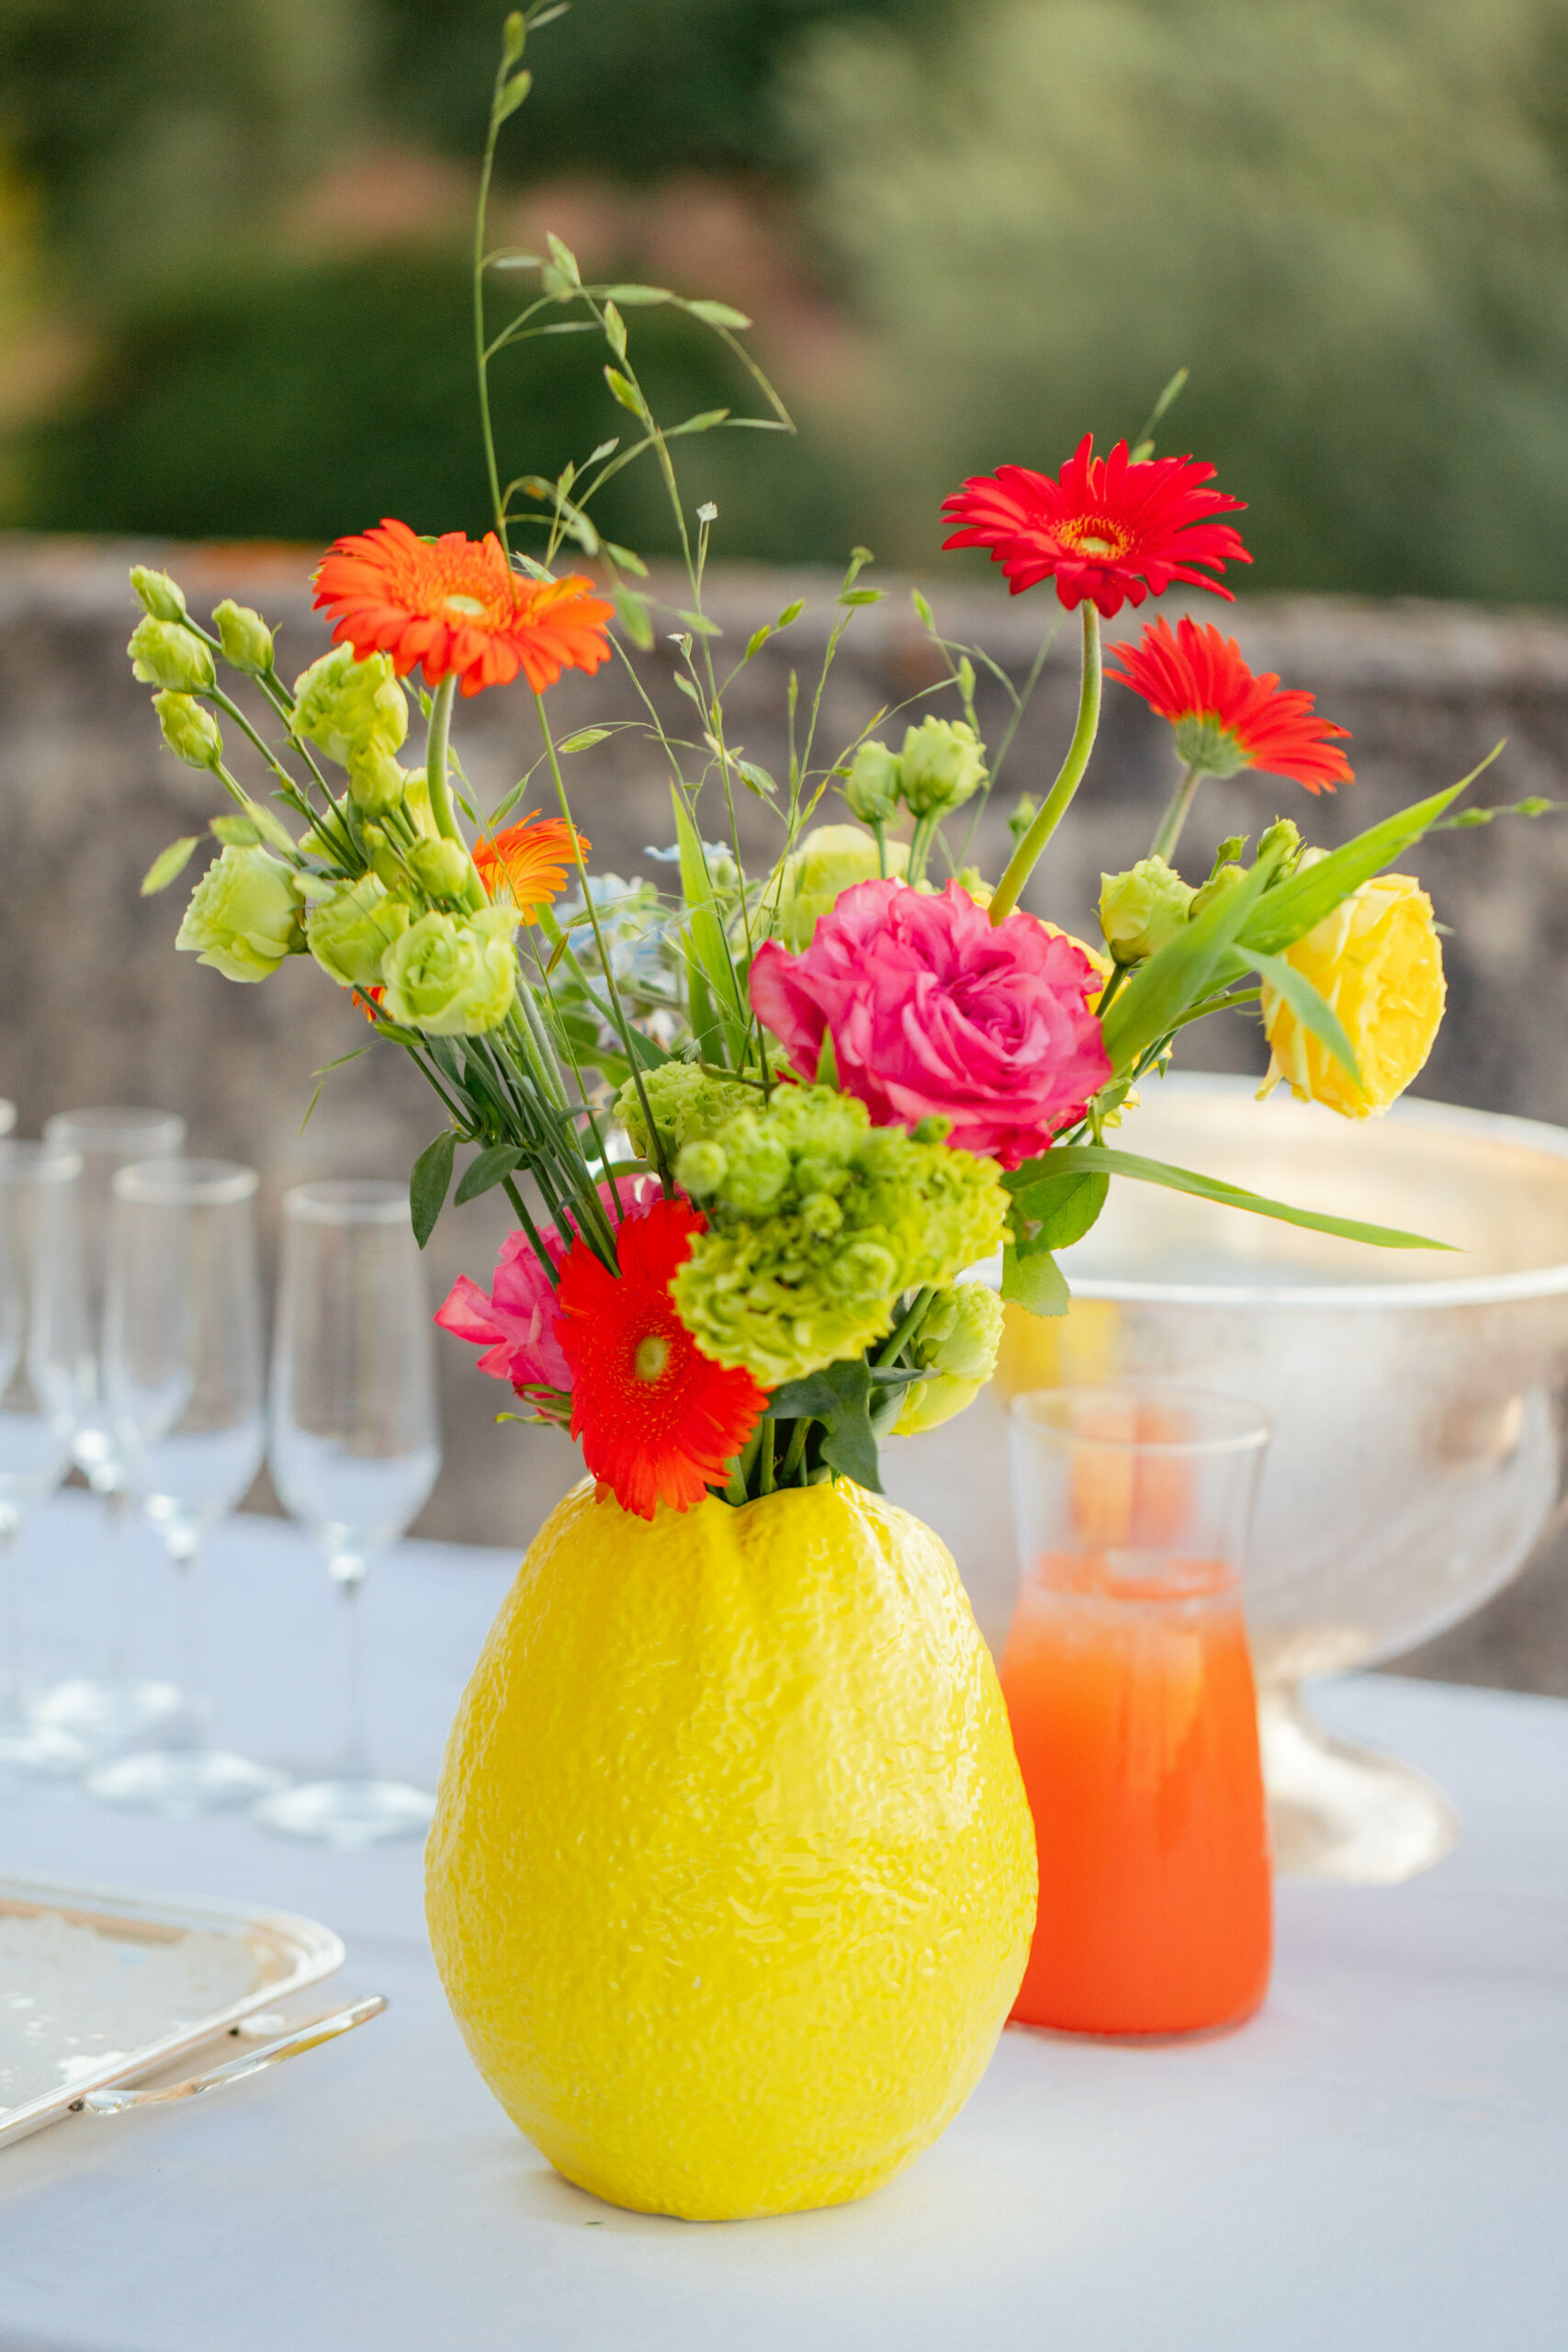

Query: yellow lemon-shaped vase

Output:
[425, 1476, 1036, 2221]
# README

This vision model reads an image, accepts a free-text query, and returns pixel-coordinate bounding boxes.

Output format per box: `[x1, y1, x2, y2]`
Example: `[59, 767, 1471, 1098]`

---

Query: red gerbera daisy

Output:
[1106, 615, 1353, 792]
[473, 811, 589, 922]
[942, 435, 1249, 618]
[554, 1198, 767, 1520]
[312, 519, 615, 698]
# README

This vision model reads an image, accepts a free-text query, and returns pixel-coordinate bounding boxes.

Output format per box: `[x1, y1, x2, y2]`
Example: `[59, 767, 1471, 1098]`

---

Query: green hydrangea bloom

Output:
[649, 1081, 1007, 1388]
[616, 1062, 756, 1164]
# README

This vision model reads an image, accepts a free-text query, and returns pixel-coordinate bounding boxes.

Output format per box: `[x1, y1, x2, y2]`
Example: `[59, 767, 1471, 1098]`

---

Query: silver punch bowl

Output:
[885, 1074, 1568, 1883]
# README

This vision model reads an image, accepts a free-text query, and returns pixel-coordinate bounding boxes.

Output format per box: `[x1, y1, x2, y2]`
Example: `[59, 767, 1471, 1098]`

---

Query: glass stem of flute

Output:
[333, 1555, 371, 1783]
[0, 1515, 23, 1729]
[168, 1534, 206, 1753]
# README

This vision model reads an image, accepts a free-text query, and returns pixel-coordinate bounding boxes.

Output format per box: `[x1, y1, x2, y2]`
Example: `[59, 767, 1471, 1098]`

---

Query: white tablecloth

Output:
[1, 1495, 1564, 2352]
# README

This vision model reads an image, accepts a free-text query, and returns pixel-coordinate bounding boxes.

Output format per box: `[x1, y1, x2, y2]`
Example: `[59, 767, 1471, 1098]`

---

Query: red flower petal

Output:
[1105, 615, 1353, 793]
[555, 1198, 766, 1519]
[942, 435, 1249, 618]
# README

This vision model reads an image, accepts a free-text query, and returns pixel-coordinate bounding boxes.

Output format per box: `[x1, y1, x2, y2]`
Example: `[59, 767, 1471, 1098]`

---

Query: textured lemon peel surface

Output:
[425, 1476, 1036, 2222]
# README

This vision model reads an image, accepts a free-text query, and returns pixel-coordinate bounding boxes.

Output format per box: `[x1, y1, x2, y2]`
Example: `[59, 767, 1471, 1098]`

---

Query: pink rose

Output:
[435, 1175, 659, 1395]
[749, 878, 1111, 1168]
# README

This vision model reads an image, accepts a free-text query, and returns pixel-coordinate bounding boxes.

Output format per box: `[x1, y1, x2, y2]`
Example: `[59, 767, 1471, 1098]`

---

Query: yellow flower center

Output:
[443, 594, 489, 619]
[634, 1335, 671, 1383]
[1059, 517, 1130, 561]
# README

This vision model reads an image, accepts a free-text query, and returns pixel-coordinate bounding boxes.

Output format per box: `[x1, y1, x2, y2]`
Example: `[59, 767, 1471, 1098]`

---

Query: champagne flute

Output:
[36, 1106, 186, 1749]
[0, 1140, 90, 1781]
[85, 1159, 286, 1815]
[254, 1181, 440, 1846]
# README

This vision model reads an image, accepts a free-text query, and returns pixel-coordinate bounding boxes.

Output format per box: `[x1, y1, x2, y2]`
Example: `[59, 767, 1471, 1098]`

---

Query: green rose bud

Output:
[129, 616, 215, 695]
[153, 690, 222, 772]
[775, 823, 909, 950]
[212, 598, 274, 676]
[1100, 854, 1196, 966]
[1007, 792, 1039, 844]
[898, 718, 987, 818]
[1190, 862, 1247, 922]
[380, 906, 516, 1035]
[406, 838, 475, 899]
[345, 739, 408, 817]
[305, 873, 412, 990]
[291, 646, 408, 768]
[175, 846, 300, 982]
[130, 565, 187, 623]
[896, 1283, 1003, 1436]
[842, 740, 900, 823]
[674, 1139, 728, 1196]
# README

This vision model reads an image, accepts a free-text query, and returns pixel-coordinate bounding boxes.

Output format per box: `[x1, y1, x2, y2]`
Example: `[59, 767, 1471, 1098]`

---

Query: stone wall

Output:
[3, 535, 1566, 1690]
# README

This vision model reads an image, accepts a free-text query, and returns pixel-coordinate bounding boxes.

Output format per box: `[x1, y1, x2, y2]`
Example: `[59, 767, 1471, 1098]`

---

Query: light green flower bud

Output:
[674, 1139, 728, 1196]
[843, 740, 900, 823]
[130, 565, 187, 623]
[774, 823, 909, 950]
[129, 616, 215, 695]
[1099, 854, 1196, 966]
[406, 838, 474, 900]
[380, 906, 516, 1035]
[290, 645, 408, 768]
[1257, 817, 1303, 876]
[175, 846, 300, 982]
[305, 873, 412, 990]
[898, 718, 987, 818]
[345, 739, 408, 817]
[212, 598, 274, 677]
[401, 766, 436, 838]
[153, 690, 222, 772]
[1190, 862, 1247, 922]
[895, 1283, 1003, 1436]
[363, 827, 409, 894]
[954, 866, 993, 909]
[1008, 792, 1039, 844]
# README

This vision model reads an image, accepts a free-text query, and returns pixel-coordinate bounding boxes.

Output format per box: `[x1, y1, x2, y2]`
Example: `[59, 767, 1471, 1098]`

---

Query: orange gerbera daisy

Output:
[312, 519, 615, 698]
[1107, 615, 1353, 792]
[555, 1199, 767, 1520]
[474, 812, 589, 922]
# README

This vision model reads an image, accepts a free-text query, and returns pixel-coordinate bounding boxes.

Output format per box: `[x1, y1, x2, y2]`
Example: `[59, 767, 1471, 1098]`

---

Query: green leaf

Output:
[1010, 1167, 1110, 1250]
[745, 624, 773, 660]
[838, 588, 884, 606]
[501, 11, 525, 64]
[671, 786, 748, 1061]
[1001, 1238, 1070, 1316]
[557, 728, 611, 753]
[494, 66, 531, 122]
[410, 1131, 457, 1249]
[775, 598, 806, 628]
[140, 837, 200, 895]
[210, 815, 261, 848]
[600, 283, 672, 306]
[1041, 1145, 1456, 1252]
[1239, 947, 1359, 1081]
[1101, 852, 1278, 1072]
[683, 298, 753, 331]
[615, 588, 654, 650]
[546, 232, 581, 283]
[677, 608, 722, 637]
[455, 1143, 523, 1207]
[911, 588, 935, 629]
[604, 367, 644, 417]
[737, 760, 777, 800]
[769, 1359, 881, 1491]
[1239, 756, 1501, 956]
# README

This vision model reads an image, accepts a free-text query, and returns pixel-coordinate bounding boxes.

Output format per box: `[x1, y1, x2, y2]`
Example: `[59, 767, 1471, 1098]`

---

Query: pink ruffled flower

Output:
[750, 878, 1111, 1169]
[434, 1176, 659, 1396]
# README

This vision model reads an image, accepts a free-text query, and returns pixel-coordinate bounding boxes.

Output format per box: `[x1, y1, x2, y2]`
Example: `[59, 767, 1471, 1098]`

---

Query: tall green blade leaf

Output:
[1240, 752, 1500, 957]
[1043, 1145, 1455, 1251]
[1238, 949, 1359, 1080]
[1101, 854, 1276, 1072]
[671, 786, 749, 1062]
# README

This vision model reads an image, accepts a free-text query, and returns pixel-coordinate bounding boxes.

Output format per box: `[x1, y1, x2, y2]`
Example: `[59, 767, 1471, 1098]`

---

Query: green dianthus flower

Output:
[663, 1084, 1008, 1388]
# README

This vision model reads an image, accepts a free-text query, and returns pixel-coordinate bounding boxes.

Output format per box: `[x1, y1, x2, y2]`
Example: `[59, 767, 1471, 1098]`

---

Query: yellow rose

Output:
[1260, 871, 1445, 1119]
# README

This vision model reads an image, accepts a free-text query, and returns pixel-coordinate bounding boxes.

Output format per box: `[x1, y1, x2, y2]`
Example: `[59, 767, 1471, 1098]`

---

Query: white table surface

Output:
[1, 1493, 1564, 2352]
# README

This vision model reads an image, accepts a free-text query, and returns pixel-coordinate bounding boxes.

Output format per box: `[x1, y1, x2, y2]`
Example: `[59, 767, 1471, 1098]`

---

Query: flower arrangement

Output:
[127, 7, 1510, 1525]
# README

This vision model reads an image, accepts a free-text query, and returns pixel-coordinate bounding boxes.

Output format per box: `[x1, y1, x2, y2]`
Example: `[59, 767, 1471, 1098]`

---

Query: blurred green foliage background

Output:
[6, 0, 1568, 597]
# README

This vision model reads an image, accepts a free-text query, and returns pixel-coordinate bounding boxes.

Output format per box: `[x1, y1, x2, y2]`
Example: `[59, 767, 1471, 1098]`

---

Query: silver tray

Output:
[0, 1873, 363, 2149]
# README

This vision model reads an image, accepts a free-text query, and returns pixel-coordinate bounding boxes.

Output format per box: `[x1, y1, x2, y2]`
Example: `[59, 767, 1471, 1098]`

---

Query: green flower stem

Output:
[778, 1416, 813, 1486]
[876, 1284, 936, 1366]
[872, 817, 889, 879]
[756, 1416, 776, 1497]
[535, 690, 672, 1193]
[988, 604, 1102, 923]
[424, 676, 461, 843]
[1149, 759, 1207, 864]
[906, 812, 938, 888]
